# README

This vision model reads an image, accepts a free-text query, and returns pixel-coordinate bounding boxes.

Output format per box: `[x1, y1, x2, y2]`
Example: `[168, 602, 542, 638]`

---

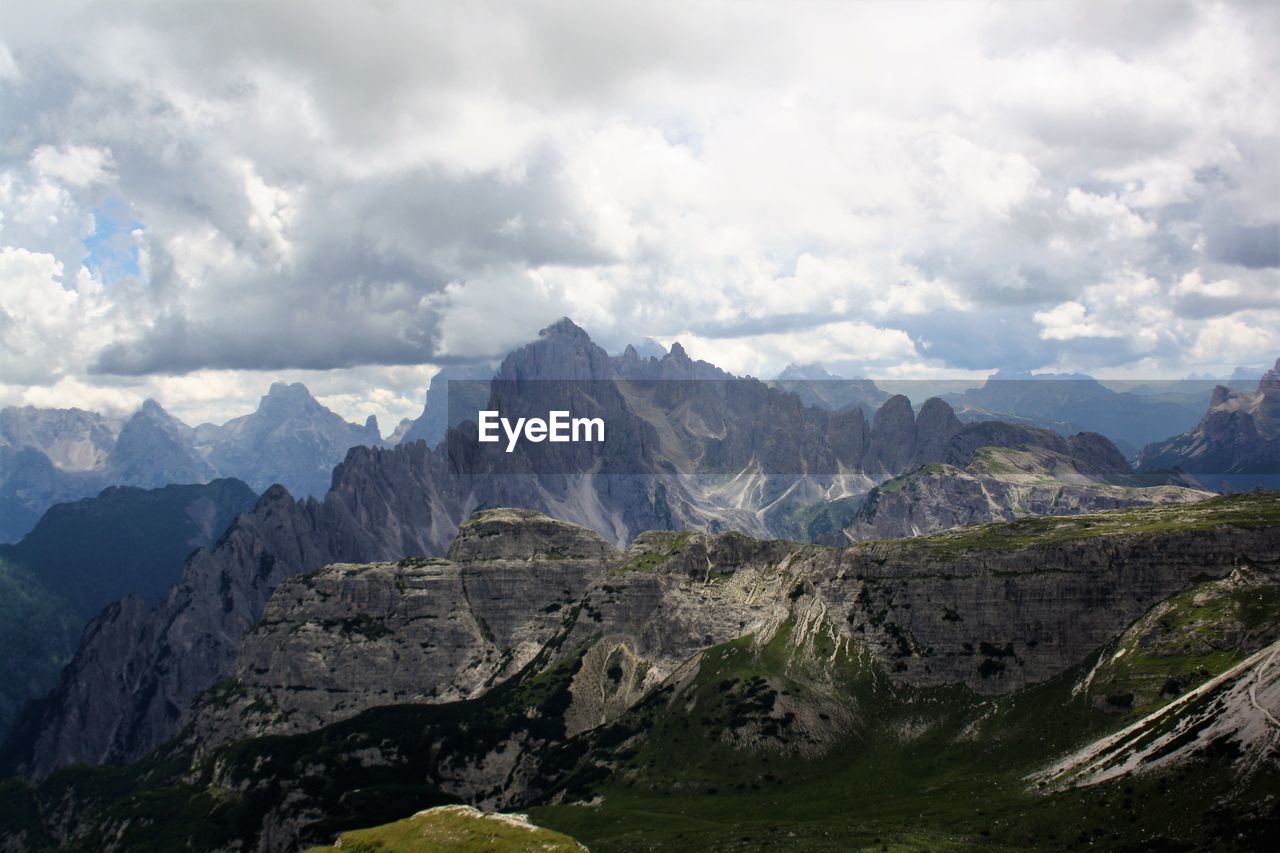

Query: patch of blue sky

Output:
[82, 196, 143, 284]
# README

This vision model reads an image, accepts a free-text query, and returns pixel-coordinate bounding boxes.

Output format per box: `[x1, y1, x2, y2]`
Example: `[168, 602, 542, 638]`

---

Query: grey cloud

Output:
[85, 136, 608, 375]
[680, 312, 860, 341]
[895, 309, 1057, 373]
[1207, 223, 1280, 269]
[981, 0, 1200, 59]
[338, 153, 614, 271]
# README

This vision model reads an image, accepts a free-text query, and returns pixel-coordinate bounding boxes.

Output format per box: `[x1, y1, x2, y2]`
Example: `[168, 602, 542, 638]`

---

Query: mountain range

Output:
[3, 332, 1267, 549]
[0, 319, 1275, 853]
[830, 441, 1210, 543]
[938, 372, 1210, 457]
[0, 319, 1211, 785]
[769, 362, 888, 414]
[0, 383, 383, 543]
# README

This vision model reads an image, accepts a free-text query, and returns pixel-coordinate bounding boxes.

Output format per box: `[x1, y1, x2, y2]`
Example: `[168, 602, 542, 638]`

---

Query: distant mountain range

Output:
[831, 442, 1208, 543]
[938, 373, 1210, 456]
[0, 384, 382, 542]
[770, 362, 888, 414]
[4, 343, 1261, 548]
[767, 365, 1252, 460]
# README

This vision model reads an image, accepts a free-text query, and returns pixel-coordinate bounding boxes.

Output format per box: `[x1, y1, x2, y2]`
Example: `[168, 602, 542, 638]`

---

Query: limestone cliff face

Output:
[840, 444, 1210, 543]
[562, 505, 1280, 702]
[182, 510, 619, 751]
[178, 499, 1280, 760]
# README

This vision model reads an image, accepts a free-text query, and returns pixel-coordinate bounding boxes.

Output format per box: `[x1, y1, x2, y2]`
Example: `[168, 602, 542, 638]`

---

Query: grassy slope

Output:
[533, 621, 1278, 850]
[305, 805, 584, 852]
[531, 498, 1280, 850]
[902, 491, 1280, 554]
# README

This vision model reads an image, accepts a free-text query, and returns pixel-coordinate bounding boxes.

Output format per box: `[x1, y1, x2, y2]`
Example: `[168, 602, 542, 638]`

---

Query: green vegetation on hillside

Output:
[0, 478, 257, 617]
[612, 531, 694, 574]
[791, 495, 864, 543]
[533, 616, 1279, 850]
[306, 805, 585, 852]
[0, 560, 80, 743]
[1082, 565, 1280, 717]
[905, 491, 1280, 553]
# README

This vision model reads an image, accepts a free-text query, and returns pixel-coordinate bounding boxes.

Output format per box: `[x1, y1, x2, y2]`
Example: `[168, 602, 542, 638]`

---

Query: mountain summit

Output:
[1137, 356, 1280, 480]
[205, 382, 386, 497]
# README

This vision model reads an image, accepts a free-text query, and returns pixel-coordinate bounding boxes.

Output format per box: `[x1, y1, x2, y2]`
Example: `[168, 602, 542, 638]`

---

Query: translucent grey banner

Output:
[437, 377, 1279, 487]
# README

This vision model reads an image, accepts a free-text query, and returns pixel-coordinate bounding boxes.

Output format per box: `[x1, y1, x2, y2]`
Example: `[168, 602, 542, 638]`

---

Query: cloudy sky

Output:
[0, 0, 1277, 429]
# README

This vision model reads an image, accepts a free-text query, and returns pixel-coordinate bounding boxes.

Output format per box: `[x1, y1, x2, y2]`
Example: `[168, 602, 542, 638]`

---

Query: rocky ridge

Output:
[1137, 357, 1280, 479]
[180, 497, 1280, 765]
[837, 442, 1209, 543]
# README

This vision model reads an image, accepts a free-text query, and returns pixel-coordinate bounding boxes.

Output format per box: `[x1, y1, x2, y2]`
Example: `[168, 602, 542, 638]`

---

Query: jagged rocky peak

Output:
[123, 399, 186, 431]
[776, 362, 838, 380]
[257, 482, 294, 503]
[1136, 353, 1279, 477]
[1259, 357, 1280, 418]
[1209, 384, 1238, 408]
[445, 507, 622, 563]
[259, 381, 321, 414]
[498, 317, 612, 381]
[388, 417, 413, 445]
[138, 398, 167, 417]
[1207, 360, 1278, 413]
[874, 393, 914, 423]
[618, 340, 667, 367]
[913, 397, 961, 462]
[109, 399, 212, 488]
[915, 396, 959, 432]
[541, 316, 592, 340]
[631, 338, 668, 359]
[614, 336, 732, 380]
